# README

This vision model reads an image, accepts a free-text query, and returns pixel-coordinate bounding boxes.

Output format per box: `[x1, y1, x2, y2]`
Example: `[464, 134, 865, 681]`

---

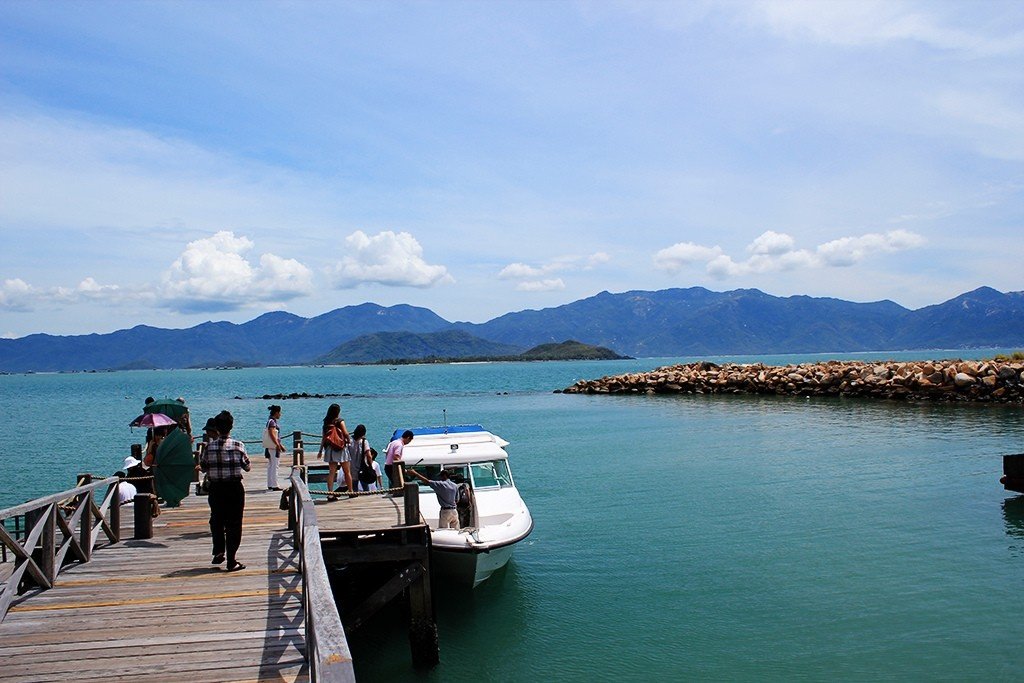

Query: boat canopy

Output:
[390, 424, 489, 441]
[395, 425, 511, 465]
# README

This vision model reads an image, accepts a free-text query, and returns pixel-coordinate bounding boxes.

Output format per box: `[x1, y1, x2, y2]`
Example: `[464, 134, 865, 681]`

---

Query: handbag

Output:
[262, 422, 278, 450]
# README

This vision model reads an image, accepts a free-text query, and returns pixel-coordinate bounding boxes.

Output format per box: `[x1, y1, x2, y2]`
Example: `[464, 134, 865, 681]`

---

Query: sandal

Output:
[211, 553, 225, 565]
[226, 561, 246, 572]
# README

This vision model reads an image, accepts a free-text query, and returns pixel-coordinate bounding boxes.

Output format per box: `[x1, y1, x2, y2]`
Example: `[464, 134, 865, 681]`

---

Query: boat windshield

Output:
[407, 464, 469, 491]
[469, 460, 513, 489]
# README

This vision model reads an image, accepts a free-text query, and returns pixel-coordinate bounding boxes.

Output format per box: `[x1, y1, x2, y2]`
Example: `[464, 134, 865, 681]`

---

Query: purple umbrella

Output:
[130, 412, 177, 429]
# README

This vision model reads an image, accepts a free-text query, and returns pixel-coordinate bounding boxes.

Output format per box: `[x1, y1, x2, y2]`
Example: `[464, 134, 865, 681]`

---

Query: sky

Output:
[1, 0, 1022, 338]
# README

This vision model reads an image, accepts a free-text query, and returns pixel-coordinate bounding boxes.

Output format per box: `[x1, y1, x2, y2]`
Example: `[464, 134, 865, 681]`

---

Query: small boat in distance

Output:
[397, 424, 533, 587]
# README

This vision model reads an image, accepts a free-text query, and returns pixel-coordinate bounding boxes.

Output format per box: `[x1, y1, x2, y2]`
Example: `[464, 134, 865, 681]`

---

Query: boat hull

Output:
[431, 543, 515, 587]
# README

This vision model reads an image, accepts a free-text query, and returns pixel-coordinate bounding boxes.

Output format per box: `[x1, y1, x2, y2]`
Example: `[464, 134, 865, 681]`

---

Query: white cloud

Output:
[747, 230, 796, 256]
[329, 230, 453, 289]
[0, 276, 125, 310]
[499, 263, 547, 280]
[0, 278, 35, 311]
[816, 229, 927, 267]
[76, 277, 122, 300]
[749, 0, 1024, 56]
[1, 331, 17, 339]
[498, 252, 609, 290]
[161, 231, 313, 312]
[656, 230, 926, 279]
[705, 255, 742, 279]
[652, 242, 724, 273]
[1, 233, 312, 315]
[516, 278, 565, 292]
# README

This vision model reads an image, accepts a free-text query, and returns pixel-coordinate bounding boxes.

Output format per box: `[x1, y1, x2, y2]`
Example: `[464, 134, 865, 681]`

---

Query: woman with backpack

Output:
[318, 403, 351, 496]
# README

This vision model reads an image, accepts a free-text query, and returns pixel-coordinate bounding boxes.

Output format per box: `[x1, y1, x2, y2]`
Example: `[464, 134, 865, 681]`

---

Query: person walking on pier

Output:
[263, 405, 285, 491]
[318, 403, 351, 495]
[199, 410, 251, 572]
[345, 424, 372, 491]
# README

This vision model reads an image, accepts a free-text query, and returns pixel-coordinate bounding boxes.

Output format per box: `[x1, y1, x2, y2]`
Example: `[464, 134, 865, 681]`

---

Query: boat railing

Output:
[0, 475, 121, 623]
[288, 468, 355, 682]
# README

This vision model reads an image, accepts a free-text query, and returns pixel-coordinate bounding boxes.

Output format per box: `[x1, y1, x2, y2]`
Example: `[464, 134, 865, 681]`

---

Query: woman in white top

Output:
[264, 405, 285, 490]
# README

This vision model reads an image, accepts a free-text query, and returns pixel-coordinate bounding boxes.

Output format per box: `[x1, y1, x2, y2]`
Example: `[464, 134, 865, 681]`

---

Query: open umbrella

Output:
[130, 412, 178, 429]
[143, 398, 189, 421]
[154, 428, 195, 506]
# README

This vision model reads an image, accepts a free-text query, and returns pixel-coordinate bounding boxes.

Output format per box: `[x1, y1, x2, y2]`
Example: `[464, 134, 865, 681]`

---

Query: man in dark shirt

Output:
[199, 410, 251, 571]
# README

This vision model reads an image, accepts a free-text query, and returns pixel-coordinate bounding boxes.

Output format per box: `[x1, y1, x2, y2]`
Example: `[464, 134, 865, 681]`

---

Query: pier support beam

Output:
[133, 494, 154, 539]
[1003, 453, 1024, 493]
[401, 481, 438, 667]
[407, 563, 438, 668]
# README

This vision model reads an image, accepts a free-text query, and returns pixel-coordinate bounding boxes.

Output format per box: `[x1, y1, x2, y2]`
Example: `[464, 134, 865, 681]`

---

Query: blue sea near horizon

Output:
[2, 350, 1023, 680]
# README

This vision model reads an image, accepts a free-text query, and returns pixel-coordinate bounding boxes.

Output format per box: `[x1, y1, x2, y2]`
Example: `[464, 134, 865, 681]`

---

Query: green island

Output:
[317, 333, 630, 365]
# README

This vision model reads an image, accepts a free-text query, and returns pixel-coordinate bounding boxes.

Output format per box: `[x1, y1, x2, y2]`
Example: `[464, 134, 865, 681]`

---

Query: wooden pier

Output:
[0, 439, 436, 682]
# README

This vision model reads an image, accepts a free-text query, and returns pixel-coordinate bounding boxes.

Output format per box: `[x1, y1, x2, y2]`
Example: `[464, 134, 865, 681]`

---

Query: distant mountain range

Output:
[1, 286, 1022, 372]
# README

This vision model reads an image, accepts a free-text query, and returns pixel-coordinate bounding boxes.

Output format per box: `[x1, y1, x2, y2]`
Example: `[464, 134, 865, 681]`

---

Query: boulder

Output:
[953, 372, 976, 388]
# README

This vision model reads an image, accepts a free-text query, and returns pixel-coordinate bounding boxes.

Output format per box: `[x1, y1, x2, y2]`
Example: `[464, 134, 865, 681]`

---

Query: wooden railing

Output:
[0, 475, 120, 623]
[289, 469, 355, 682]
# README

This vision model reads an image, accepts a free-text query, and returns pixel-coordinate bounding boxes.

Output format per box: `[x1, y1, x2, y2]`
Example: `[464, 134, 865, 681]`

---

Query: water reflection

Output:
[1002, 495, 1024, 542]
[1002, 495, 1024, 559]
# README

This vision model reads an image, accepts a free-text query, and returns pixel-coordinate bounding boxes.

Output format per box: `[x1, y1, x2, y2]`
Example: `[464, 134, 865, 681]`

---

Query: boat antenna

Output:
[443, 408, 447, 433]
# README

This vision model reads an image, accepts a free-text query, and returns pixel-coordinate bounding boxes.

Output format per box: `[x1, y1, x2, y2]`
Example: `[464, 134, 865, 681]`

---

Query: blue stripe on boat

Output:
[390, 424, 487, 441]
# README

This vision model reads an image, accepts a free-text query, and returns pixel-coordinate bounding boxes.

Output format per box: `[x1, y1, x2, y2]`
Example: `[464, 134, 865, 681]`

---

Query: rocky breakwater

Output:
[560, 359, 1024, 404]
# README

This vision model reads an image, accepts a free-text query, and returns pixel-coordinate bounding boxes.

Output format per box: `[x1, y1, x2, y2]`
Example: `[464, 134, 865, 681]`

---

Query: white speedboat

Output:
[396, 424, 533, 587]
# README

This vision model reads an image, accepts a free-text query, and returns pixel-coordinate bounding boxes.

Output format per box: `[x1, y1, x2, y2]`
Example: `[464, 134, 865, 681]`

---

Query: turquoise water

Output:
[2, 352, 1023, 680]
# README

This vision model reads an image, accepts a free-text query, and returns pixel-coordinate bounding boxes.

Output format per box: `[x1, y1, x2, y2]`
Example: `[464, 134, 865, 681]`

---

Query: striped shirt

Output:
[200, 437, 251, 482]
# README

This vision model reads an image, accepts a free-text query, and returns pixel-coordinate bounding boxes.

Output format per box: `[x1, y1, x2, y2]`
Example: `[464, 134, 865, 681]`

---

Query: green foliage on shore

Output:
[993, 351, 1024, 361]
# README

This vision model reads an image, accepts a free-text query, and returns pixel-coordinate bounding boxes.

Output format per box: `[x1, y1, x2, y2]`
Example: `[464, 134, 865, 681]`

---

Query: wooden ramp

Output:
[0, 458, 306, 683]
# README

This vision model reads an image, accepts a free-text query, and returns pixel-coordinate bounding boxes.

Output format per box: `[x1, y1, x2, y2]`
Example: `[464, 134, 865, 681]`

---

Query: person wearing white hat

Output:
[123, 454, 154, 496]
[114, 466, 138, 506]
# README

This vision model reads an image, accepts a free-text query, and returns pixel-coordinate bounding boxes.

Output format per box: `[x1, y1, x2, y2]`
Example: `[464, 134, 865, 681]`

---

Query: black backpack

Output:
[357, 443, 377, 485]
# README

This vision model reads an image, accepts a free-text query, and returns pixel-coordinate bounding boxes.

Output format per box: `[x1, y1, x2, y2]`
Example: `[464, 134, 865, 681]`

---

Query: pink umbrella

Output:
[130, 412, 178, 429]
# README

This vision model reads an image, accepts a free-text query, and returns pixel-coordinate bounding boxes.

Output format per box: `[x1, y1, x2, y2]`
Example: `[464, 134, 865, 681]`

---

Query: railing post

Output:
[287, 470, 298, 533]
[24, 507, 49, 589]
[133, 494, 154, 539]
[404, 482, 420, 526]
[108, 480, 121, 544]
[292, 430, 308, 482]
[41, 504, 56, 585]
[77, 473, 93, 561]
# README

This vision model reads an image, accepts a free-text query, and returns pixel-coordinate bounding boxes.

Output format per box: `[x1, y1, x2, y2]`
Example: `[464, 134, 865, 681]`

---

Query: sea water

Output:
[1, 352, 1023, 680]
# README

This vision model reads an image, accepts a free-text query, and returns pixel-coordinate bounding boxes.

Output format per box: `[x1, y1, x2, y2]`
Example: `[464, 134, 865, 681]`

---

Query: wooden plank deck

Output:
[0, 457, 407, 682]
